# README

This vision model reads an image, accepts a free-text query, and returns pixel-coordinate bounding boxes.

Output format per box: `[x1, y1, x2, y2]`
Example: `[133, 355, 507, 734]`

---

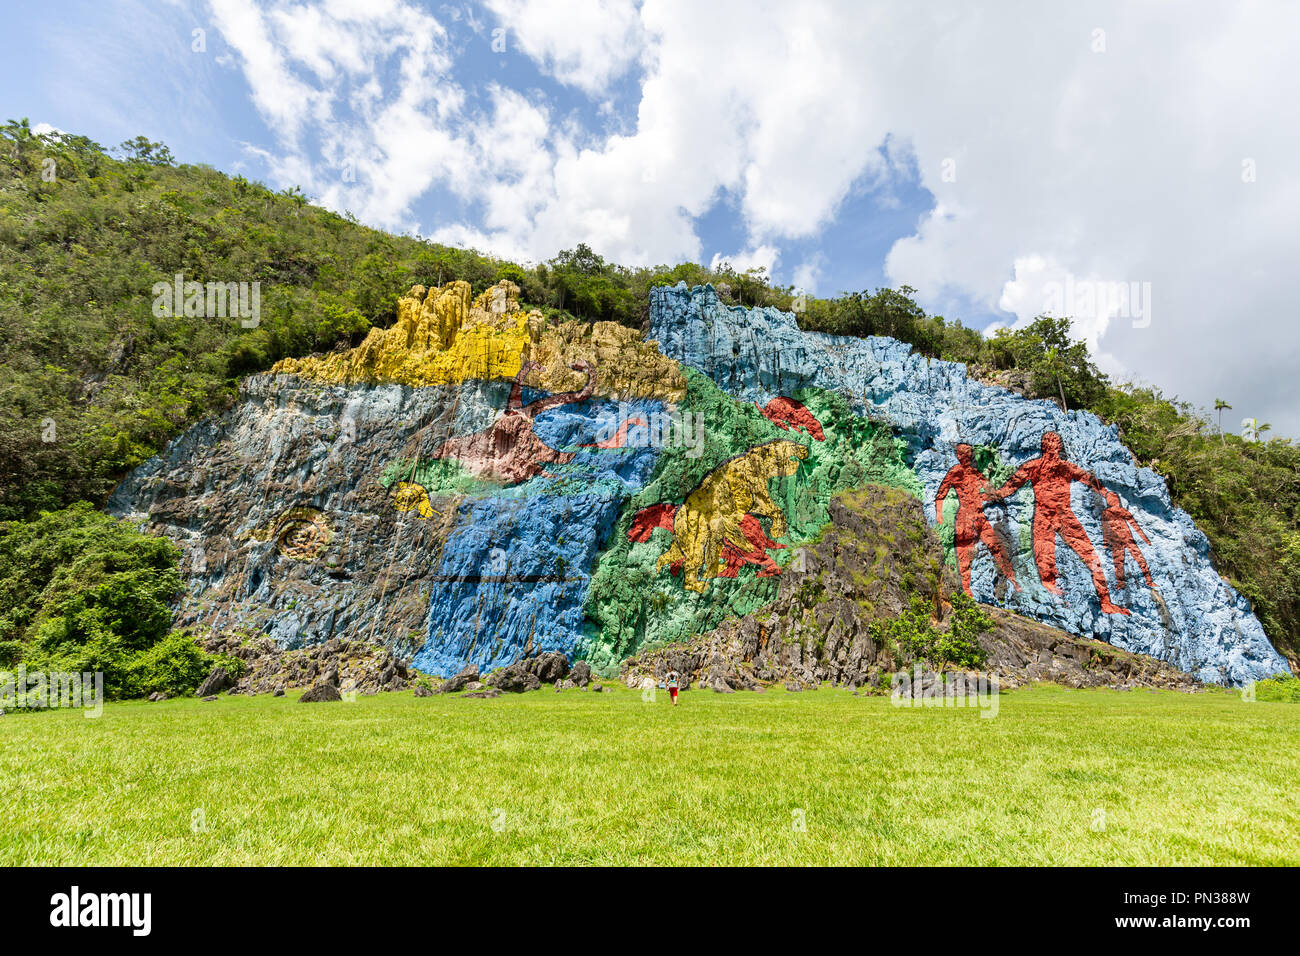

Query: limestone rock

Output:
[197, 632, 410, 697]
[621, 485, 1202, 694]
[647, 283, 1288, 685]
[299, 682, 342, 703]
[486, 661, 542, 693]
[195, 666, 232, 698]
[438, 665, 479, 695]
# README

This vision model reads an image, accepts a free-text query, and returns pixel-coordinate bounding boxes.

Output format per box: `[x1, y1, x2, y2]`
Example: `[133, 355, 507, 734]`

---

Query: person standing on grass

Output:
[665, 668, 680, 706]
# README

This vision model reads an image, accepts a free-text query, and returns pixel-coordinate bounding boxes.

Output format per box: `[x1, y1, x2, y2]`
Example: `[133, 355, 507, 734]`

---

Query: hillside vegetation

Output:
[1, 119, 1296, 671]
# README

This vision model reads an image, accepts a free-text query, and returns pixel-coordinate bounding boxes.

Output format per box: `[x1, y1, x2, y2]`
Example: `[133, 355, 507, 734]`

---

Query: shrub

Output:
[0, 503, 195, 698]
[1253, 673, 1300, 703]
[116, 630, 215, 699]
[871, 593, 991, 669]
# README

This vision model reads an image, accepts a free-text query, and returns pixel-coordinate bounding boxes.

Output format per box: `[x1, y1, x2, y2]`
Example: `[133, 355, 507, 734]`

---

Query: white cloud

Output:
[212, 0, 1300, 434]
[710, 245, 779, 277]
[483, 0, 645, 95]
[792, 253, 826, 295]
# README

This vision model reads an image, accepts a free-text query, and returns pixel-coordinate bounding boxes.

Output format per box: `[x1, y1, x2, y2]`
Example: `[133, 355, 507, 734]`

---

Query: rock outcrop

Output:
[620, 485, 1200, 692]
[198, 632, 409, 696]
[107, 280, 1289, 687]
[646, 284, 1288, 685]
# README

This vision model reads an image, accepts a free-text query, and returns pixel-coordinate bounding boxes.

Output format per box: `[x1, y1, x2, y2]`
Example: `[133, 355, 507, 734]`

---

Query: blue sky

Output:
[0, 1, 963, 308]
[4, 1, 1299, 436]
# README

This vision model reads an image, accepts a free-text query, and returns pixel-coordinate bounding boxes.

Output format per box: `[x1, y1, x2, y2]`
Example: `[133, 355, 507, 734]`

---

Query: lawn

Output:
[3, 683, 1297, 865]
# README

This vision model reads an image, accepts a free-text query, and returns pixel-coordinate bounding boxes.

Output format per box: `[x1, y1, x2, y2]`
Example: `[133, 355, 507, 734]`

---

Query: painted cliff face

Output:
[107, 279, 1289, 686]
[936, 430, 1155, 617]
[630, 438, 809, 593]
[647, 282, 1290, 685]
[108, 281, 680, 675]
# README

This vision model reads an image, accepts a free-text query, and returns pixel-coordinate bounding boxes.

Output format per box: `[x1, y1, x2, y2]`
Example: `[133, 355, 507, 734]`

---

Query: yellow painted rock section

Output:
[530, 319, 687, 402]
[658, 439, 809, 592]
[274, 279, 687, 400]
[392, 481, 438, 519]
[275, 280, 532, 388]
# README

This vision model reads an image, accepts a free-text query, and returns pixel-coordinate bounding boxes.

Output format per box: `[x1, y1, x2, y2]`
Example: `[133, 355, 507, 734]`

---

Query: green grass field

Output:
[3, 683, 1297, 865]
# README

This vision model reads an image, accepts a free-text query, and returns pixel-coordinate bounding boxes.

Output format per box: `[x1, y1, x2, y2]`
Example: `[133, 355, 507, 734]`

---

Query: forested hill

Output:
[1, 120, 1296, 668]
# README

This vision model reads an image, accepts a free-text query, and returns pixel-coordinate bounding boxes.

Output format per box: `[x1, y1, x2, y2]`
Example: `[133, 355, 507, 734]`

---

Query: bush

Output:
[0, 502, 198, 698]
[1253, 673, 1300, 703]
[871, 593, 991, 669]
[116, 630, 214, 699]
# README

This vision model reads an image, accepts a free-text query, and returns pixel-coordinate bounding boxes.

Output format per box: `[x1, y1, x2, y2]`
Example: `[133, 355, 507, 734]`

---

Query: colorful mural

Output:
[1100, 489, 1155, 593]
[985, 430, 1131, 614]
[935, 430, 1158, 614]
[934, 442, 1019, 595]
[105, 279, 1291, 687]
[630, 439, 808, 592]
[648, 281, 1289, 684]
[431, 360, 596, 484]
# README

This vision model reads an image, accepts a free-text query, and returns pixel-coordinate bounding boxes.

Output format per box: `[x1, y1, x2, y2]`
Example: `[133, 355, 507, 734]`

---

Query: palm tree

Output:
[1241, 417, 1272, 443]
[1214, 399, 1232, 446]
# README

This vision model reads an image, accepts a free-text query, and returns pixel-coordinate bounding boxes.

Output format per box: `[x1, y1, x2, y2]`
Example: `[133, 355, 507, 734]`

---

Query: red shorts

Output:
[669, 686, 678, 699]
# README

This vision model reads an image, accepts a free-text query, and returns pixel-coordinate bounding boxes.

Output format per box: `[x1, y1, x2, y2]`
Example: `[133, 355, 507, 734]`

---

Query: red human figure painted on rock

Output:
[934, 443, 1019, 595]
[988, 431, 1131, 615]
[1100, 490, 1155, 592]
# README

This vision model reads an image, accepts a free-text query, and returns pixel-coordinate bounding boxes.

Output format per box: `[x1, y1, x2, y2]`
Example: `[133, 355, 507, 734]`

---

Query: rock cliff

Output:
[107, 280, 1289, 686]
[647, 284, 1288, 684]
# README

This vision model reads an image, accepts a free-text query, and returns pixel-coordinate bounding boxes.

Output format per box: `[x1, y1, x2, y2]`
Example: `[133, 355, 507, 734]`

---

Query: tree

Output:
[1214, 399, 1232, 446]
[1241, 418, 1271, 443]
[115, 135, 175, 166]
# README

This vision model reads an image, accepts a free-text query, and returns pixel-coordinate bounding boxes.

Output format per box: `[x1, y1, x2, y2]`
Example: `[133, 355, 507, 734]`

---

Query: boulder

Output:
[299, 682, 342, 703]
[195, 666, 232, 698]
[147, 692, 168, 702]
[413, 685, 433, 698]
[463, 687, 503, 699]
[438, 665, 480, 694]
[528, 651, 570, 683]
[486, 661, 542, 693]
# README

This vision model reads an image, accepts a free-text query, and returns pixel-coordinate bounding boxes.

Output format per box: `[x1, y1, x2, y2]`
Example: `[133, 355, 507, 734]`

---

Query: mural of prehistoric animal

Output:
[581, 416, 648, 449]
[432, 360, 595, 485]
[634, 439, 808, 592]
[1100, 490, 1155, 592]
[629, 503, 787, 581]
[987, 431, 1130, 615]
[935, 443, 1019, 595]
[758, 396, 826, 441]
